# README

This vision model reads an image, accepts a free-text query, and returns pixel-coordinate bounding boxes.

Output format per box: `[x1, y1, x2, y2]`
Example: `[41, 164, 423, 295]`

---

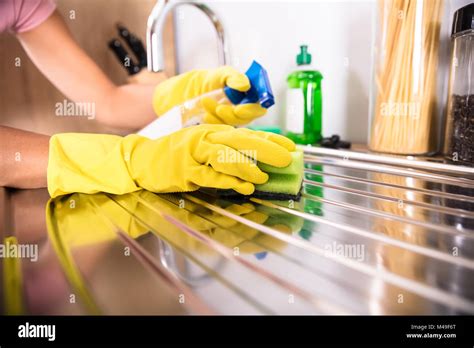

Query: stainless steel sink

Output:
[1, 147, 473, 315]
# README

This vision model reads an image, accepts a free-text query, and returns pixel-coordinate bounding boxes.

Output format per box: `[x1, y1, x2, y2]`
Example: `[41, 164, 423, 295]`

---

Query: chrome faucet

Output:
[147, 0, 229, 72]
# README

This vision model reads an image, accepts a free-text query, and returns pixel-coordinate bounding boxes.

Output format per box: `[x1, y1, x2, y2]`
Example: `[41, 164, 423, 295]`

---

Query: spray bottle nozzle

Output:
[224, 60, 275, 109]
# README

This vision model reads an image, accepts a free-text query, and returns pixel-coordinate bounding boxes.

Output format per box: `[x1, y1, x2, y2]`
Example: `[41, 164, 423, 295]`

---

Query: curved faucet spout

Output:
[147, 0, 229, 72]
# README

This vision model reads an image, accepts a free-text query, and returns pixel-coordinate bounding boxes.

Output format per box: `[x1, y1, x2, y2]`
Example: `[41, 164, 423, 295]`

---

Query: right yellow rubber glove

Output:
[47, 125, 295, 198]
[152, 66, 267, 126]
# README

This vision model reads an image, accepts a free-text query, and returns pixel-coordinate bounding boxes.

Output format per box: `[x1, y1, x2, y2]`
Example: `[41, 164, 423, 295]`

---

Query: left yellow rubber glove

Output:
[47, 124, 295, 198]
[152, 66, 267, 126]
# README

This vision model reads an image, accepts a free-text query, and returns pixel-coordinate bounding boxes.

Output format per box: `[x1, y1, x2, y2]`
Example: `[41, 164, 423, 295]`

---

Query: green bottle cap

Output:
[296, 45, 312, 66]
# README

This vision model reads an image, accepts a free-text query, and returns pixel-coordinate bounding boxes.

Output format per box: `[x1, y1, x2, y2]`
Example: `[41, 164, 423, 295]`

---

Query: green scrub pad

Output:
[218, 150, 304, 201]
[253, 149, 304, 200]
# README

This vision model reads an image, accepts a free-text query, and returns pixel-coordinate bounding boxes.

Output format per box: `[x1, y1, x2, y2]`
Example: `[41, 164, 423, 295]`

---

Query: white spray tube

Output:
[137, 89, 231, 139]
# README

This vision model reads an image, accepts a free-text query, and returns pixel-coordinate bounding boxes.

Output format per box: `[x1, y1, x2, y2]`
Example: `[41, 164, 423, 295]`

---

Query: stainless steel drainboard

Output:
[8, 148, 474, 315]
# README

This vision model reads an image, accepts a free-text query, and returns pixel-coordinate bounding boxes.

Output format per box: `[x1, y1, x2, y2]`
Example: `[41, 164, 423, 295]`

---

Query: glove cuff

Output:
[47, 133, 141, 198]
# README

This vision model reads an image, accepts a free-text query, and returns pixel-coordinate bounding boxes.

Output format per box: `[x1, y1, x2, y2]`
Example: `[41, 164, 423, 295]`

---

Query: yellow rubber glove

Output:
[152, 66, 267, 125]
[47, 124, 295, 198]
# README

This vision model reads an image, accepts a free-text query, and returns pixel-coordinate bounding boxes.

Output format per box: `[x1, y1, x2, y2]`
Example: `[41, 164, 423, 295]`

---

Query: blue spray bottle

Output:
[138, 61, 274, 139]
[181, 60, 275, 126]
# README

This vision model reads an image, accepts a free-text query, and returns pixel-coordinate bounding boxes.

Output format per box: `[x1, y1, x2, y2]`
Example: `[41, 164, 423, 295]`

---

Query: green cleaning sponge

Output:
[215, 149, 304, 201]
[253, 149, 304, 201]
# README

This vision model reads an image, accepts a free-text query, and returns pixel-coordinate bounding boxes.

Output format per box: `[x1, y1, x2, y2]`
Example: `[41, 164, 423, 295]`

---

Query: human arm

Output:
[0, 126, 49, 188]
[16, 11, 158, 130]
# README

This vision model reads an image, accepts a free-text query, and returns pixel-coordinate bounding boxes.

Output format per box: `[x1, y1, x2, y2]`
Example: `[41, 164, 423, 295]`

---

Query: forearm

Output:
[0, 126, 49, 188]
[103, 83, 156, 130]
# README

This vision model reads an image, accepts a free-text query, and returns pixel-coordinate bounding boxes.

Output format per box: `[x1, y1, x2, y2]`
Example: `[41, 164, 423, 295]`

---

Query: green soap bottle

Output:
[285, 45, 323, 145]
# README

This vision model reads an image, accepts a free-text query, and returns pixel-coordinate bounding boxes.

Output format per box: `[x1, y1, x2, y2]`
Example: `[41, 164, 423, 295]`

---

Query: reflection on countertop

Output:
[1, 150, 473, 315]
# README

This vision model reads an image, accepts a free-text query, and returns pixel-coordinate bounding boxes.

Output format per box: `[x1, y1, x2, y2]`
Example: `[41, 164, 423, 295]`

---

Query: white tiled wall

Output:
[173, 0, 471, 144]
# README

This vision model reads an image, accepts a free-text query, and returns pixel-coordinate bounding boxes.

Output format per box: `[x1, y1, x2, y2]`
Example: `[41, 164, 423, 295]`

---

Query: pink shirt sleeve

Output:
[0, 0, 56, 33]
